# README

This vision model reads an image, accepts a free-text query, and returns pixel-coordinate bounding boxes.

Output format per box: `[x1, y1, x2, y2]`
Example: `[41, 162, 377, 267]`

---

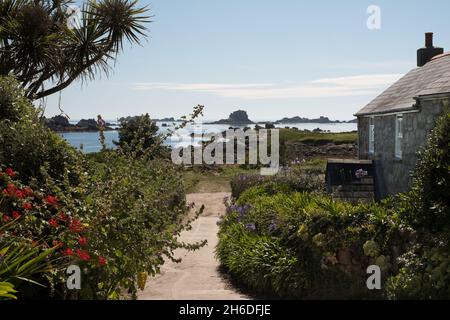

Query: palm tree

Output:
[0, 0, 150, 99]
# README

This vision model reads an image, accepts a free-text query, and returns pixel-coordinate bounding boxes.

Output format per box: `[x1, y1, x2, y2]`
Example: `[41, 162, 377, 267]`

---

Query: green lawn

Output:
[183, 165, 259, 193]
[279, 129, 357, 144]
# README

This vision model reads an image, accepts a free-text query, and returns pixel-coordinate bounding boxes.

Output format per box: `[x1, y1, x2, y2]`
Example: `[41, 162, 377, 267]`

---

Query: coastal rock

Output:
[208, 110, 254, 125]
[44, 116, 114, 132]
[45, 115, 70, 131]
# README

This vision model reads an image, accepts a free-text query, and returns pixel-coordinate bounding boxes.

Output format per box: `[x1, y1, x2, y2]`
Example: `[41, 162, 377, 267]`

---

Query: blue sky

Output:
[45, 0, 450, 121]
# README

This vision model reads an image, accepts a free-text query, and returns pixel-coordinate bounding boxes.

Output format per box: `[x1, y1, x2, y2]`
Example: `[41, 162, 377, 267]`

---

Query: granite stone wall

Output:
[358, 95, 449, 197]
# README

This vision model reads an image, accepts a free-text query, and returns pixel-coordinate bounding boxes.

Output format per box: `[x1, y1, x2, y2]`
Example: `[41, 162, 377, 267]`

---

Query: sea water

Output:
[59, 122, 357, 154]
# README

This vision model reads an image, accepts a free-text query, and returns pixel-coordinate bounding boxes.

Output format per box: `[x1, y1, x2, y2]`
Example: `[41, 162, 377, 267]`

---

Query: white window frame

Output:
[368, 117, 375, 154]
[395, 114, 403, 159]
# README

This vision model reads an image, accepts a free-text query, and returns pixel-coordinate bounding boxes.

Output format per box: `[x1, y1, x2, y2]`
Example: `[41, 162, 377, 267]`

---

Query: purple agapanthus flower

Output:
[236, 205, 251, 222]
[239, 175, 248, 181]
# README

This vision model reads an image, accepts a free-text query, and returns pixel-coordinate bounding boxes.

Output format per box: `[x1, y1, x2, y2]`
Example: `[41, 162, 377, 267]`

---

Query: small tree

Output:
[115, 114, 169, 158]
[0, 0, 149, 99]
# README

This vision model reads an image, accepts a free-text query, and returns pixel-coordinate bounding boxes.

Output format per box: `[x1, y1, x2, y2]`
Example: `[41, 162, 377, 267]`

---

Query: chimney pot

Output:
[417, 32, 443, 67]
[425, 32, 434, 48]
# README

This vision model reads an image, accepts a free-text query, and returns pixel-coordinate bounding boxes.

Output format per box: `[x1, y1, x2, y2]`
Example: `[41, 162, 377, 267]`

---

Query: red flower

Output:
[44, 195, 58, 206]
[76, 249, 90, 261]
[6, 183, 16, 194]
[78, 237, 88, 246]
[58, 212, 68, 222]
[98, 256, 107, 266]
[69, 219, 82, 233]
[2, 215, 11, 222]
[5, 168, 15, 178]
[14, 190, 25, 199]
[64, 248, 74, 256]
[23, 187, 33, 197]
[49, 218, 59, 228]
[22, 202, 32, 210]
[12, 211, 21, 219]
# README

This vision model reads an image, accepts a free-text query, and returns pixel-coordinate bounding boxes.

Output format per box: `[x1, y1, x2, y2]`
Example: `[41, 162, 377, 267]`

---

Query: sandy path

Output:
[138, 192, 250, 300]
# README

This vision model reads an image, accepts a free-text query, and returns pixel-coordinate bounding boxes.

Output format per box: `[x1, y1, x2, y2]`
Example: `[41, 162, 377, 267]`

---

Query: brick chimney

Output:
[417, 32, 444, 67]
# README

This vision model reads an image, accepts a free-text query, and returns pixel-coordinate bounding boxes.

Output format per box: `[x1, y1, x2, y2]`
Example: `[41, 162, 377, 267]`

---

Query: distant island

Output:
[206, 110, 254, 125]
[274, 116, 357, 124]
[207, 110, 357, 125]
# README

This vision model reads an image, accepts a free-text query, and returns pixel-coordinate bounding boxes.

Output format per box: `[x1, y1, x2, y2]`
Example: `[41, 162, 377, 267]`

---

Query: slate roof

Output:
[355, 53, 450, 116]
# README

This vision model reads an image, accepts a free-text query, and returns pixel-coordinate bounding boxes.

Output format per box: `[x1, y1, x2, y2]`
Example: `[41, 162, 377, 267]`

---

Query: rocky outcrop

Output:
[208, 110, 254, 125]
[45, 116, 114, 132]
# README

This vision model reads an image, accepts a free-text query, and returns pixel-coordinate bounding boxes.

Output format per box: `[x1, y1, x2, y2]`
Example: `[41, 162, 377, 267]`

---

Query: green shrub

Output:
[385, 110, 450, 299]
[0, 76, 203, 299]
[386, 237, 450, 300]
[231, 164, 325, 199]
[218, 190, 407, 298]
[400, 111, 450, 232]
[216, 223, 307, 297]
[0, 76, 83, 185]
[115, 114, 169, 158]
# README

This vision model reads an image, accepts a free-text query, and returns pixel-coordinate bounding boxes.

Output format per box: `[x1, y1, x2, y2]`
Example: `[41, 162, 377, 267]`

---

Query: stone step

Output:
[333, 191, 374, 198]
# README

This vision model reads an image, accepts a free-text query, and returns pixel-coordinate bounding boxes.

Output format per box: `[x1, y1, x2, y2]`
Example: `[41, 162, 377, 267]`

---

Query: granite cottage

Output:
[356, 33, 450, 197]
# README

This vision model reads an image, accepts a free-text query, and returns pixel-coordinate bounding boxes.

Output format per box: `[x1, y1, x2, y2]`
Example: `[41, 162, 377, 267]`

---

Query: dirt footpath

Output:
[138, 192, 250, 300]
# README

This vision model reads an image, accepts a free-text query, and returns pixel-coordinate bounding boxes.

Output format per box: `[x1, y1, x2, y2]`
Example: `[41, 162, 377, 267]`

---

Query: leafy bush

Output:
[0, 76, 82, 185]
[216, 223, 306, 297]
[218, 190, 407, 298]
[114, 114, 169, 158]
[0, 166, 101, 299]
[399, 111, 450, 232]
[230, 164, 325, 199]
[80, 152, 204, 299]
[385, 110, 450, 299]
[0, 76, 203, 299]
[385, 237, 450, 300]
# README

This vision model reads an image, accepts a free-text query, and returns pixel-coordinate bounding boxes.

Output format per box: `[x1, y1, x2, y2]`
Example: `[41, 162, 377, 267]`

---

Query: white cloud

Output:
[132, 74, 403, 100]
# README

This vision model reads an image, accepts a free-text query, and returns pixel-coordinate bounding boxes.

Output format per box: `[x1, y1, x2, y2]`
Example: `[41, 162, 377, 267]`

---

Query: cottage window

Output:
[368, 117, 375, 154]
[395, 114, 403, 159]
